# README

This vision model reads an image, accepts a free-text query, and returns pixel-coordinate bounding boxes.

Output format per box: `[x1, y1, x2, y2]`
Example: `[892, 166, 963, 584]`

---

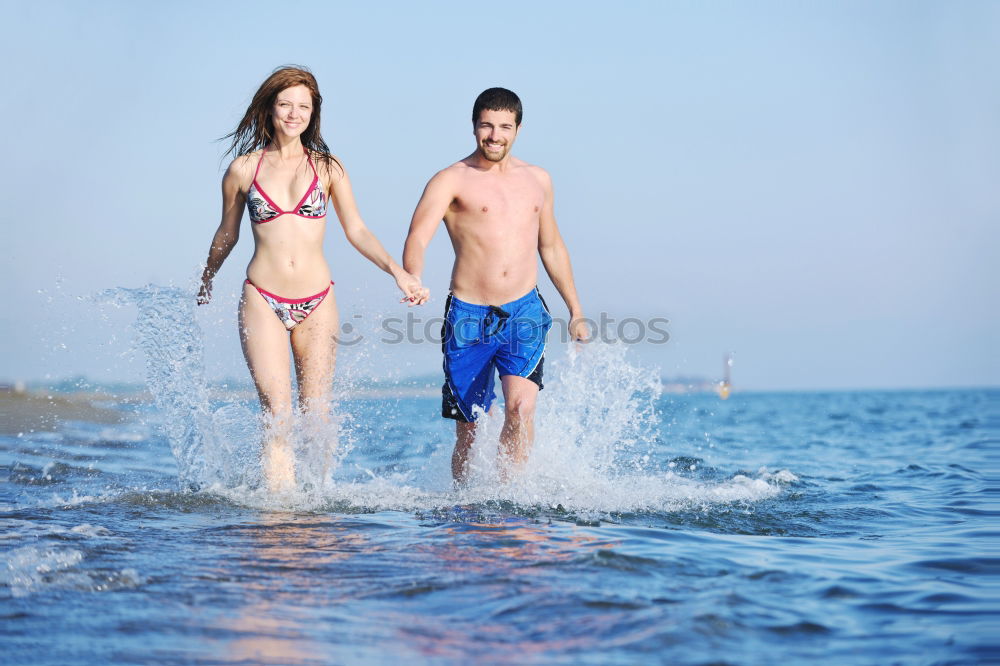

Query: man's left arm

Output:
[536, 168, 589, 341]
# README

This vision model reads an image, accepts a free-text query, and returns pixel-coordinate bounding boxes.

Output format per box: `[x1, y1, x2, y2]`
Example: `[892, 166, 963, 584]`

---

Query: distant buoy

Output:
[717, 352, 734, 400]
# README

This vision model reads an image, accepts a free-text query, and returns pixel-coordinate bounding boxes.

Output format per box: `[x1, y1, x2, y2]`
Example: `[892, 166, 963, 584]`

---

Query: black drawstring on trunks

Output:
[483, 305, 510, 338]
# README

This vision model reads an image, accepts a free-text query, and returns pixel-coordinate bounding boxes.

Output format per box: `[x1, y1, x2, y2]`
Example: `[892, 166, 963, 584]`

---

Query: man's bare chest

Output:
[450, 176, 544, 220]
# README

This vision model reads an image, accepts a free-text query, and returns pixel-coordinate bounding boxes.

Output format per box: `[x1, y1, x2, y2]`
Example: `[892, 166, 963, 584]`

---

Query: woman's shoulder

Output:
[234, 149, 264, 169]
[226, 150, 262, 180]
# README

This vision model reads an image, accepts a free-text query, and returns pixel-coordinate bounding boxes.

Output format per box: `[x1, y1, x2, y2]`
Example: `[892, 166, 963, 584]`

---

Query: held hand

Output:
[196, 279, 212, 306]
[395, 271, 430, 306]
[569, 316, 590, 343]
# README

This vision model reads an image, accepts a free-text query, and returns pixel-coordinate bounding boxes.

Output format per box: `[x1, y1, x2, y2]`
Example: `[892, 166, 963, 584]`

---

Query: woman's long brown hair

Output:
[222, 65, 342, 175]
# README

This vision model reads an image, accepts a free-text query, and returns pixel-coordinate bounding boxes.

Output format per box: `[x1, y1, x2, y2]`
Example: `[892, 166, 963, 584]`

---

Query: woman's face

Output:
[271, 84, 313, 139]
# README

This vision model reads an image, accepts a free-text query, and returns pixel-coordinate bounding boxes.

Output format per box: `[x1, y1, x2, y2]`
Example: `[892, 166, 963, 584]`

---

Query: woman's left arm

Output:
[327, 161, 426, 304]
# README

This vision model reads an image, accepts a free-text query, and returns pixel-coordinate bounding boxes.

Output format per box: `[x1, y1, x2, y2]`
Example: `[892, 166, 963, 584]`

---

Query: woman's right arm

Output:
[197, 160, 248, 304]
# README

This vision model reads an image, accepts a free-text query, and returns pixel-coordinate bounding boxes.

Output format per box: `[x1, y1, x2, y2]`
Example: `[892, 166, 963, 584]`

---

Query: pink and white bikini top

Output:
[246, 148, 328, 224]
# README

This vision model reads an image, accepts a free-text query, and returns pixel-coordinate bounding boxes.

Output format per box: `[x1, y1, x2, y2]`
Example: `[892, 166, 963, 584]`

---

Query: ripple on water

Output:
[907, 557, 1000, 576]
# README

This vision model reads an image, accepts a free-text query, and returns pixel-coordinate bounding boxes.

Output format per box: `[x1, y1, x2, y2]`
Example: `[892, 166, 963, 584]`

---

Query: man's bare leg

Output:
[498, 375, 540, 481]
[453, 421, 476, 484]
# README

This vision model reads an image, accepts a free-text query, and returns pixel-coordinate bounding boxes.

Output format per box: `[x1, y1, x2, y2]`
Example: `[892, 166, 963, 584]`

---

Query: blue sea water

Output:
[2, 288, 998, 665]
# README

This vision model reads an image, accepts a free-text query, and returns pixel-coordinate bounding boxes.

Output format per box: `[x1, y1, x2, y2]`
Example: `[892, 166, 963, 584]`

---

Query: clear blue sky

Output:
[2, 0, 997, 390]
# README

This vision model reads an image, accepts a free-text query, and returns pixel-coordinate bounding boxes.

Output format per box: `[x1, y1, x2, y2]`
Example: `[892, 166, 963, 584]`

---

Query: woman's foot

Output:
[263, 441, 296, 493]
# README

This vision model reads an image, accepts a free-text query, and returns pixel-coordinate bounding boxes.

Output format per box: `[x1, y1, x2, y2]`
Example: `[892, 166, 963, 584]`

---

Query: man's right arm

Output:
[402, 169, 454, 305]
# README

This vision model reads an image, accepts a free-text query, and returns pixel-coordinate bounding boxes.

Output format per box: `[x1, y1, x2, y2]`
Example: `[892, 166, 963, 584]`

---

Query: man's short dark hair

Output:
[472, 87, 523, 126]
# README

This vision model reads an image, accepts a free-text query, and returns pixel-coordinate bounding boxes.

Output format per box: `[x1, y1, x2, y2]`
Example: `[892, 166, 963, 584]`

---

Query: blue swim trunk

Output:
[441, 288, 553, 422]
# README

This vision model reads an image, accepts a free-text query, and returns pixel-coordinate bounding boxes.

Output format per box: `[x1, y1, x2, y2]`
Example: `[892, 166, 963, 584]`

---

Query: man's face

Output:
[474, 109, 519, 162]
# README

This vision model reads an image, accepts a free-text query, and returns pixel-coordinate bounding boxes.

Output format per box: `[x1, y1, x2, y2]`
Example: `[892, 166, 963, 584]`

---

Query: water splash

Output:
[99, 285, 351, 493]
[434, 342, 792, 513]
[99, 285, 215, 488]
[102, 285, 794, 513]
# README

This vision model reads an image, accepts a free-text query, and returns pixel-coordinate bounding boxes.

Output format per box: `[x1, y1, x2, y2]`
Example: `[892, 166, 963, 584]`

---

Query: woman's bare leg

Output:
[290, 288, 338, 410]
[290, 289, 338, 480]
[239, 283, 295, 493]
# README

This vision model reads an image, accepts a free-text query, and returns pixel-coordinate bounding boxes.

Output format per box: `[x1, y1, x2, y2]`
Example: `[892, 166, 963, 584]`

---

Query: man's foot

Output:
[497, 454, 518, 485]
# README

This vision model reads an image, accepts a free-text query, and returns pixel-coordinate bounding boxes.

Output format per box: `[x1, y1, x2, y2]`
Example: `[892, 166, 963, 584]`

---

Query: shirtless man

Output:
[403, 88, 588, 482]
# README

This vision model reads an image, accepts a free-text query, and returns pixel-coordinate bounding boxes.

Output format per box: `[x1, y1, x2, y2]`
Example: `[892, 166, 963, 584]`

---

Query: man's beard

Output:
[480, 141, 508, 162]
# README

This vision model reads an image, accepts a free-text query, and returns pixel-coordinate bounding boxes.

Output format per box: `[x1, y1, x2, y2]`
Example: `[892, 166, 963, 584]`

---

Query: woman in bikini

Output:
[197, 66, 425, 492]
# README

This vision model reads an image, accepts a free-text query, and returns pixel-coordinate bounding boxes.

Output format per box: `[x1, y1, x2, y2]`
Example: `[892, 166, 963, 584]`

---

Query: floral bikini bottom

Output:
[245, 279, 333, 330]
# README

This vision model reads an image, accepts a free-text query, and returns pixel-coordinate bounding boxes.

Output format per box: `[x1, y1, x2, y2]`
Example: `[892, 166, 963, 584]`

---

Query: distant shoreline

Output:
[3, 383, 996, 436]
[0, 389, 128, 435]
